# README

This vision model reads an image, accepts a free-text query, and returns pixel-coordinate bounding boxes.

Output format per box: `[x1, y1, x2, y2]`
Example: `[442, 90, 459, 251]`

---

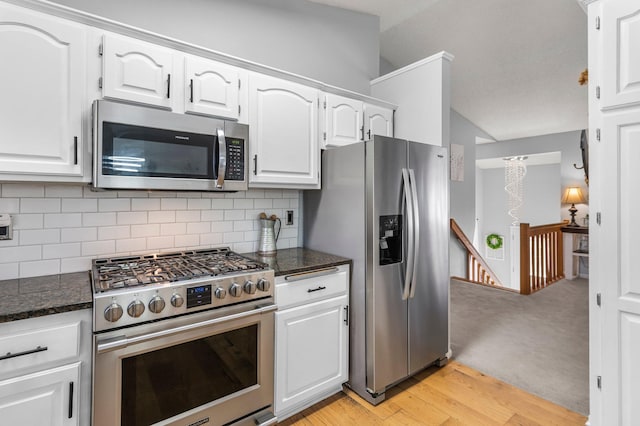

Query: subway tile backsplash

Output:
[0, 183, 300, 280]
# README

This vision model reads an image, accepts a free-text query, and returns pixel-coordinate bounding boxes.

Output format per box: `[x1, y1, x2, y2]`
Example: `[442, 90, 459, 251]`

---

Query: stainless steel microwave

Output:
[92, 100, 248, 192]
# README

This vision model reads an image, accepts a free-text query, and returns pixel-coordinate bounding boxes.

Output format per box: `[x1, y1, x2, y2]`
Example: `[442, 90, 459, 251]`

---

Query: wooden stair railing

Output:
[450, 218, 504, 288]
[519, 222, 565, 295]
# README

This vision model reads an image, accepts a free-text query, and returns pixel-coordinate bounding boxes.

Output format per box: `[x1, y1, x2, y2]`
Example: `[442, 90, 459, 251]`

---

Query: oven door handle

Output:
[97, 304, 276, 353]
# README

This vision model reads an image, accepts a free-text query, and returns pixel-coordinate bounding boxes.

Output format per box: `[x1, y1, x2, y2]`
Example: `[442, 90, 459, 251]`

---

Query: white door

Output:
[184, 56, 240, 120]
[0, 362, 80, 426]
[364, 104, 394, 140]
[599, 107, 640, 425]
[249, 73, 319, 188]
[589, 1, 640, 424]
[275, 295, 348, 416]
[323, 94, 362, 148]
[0, 4, 84, 177]
[600, 0, 640, 108]
[102, 34, 174, 109]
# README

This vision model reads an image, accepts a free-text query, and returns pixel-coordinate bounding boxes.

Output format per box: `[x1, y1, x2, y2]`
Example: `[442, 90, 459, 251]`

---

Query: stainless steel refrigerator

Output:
[303, 135, 449, 405]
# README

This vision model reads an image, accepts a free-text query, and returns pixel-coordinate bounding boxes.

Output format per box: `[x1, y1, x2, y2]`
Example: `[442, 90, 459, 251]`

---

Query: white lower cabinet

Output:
[0, 362, 80, 426]
[0, 310, 91, 426]
[274, 265, 349, 421]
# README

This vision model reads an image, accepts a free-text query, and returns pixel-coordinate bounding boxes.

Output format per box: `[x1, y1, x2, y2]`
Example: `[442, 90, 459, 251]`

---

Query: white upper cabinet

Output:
[248, 73, 319, 188]
[600, 0, 640, 108]
[321, 94, 394, 148]
[102, 34, 174, 109]
[0, 3, 85, 179]
[184, 55, 241, 120]
[322, 94, 363, 148]
[101, 34, 244, 120]
[364, 103, 394, 139]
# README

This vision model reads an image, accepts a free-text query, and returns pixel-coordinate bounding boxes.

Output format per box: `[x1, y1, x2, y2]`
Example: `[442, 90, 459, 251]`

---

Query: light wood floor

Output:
[279, 361, 587, 425]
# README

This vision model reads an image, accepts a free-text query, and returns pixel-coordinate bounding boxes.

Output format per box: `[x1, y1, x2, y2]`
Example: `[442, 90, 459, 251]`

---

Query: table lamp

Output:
[562, 187, 587, 227]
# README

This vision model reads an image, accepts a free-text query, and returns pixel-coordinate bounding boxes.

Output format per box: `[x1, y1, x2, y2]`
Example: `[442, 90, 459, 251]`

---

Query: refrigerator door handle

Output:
[408, 168, 420, 299]
[402, 168, 415, 300]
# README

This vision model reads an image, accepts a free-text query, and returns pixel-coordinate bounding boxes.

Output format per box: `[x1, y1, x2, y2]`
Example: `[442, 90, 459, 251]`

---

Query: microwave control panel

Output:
[225, 138, 245, 181]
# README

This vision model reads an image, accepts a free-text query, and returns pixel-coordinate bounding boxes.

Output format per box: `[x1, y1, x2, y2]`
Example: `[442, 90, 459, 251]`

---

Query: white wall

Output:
[0, 183, 300, 280]
[371, 53, 452, 146]
[479, 163, 561, 286]
[449, 110, 495, 278]
[477, 130, 588, 224]
[49, 0, 380, 94]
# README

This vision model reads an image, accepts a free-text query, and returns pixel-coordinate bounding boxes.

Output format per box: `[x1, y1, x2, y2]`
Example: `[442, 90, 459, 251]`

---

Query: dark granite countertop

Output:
[0, 248, 349, 322]
[242, 247, 351, 277]
[0, 271, 92, 323]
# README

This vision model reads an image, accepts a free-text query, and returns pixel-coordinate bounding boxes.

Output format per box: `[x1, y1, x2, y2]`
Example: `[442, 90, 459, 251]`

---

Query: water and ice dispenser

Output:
[379, 215, 402, 265]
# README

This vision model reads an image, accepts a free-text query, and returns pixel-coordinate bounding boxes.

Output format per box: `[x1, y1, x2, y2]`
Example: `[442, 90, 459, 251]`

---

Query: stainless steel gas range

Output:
[90, 247, 277, 426]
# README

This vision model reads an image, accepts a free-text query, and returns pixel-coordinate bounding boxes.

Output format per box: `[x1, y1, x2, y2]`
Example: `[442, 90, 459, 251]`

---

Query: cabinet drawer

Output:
[276, 265, 349, 309]
[0, 322, 80, 376]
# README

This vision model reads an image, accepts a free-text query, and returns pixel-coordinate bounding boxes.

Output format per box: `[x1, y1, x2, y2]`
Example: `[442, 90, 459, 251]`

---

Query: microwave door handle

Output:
[216, 128, 227, 189]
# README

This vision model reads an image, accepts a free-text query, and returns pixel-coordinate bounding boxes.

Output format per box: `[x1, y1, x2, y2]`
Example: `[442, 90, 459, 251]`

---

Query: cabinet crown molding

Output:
[2, 0, 395, 109]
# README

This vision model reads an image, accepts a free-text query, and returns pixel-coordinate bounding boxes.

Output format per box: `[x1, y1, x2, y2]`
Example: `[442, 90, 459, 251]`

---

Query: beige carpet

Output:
[450, 278, 589, 415]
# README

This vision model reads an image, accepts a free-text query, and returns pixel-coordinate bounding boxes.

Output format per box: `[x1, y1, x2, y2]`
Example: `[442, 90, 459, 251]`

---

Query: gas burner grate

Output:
[92, 248, 266, 292]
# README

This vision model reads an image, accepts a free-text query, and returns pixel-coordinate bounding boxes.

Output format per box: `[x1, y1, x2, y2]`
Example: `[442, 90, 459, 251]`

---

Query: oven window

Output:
[102, 122, 214, 179]
[121, 324, 258, 426]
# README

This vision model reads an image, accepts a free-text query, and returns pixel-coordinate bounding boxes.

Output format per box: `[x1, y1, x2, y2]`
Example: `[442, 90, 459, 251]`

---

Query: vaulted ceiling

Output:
[309, 0, 588, 142]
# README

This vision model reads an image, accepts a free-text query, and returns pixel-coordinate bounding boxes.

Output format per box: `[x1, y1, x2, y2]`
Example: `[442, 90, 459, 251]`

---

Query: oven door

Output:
[93, 305, 275, 426]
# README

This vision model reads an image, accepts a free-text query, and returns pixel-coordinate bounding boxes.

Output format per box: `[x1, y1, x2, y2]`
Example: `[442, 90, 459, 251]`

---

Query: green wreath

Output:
[486, 233, 503, 250]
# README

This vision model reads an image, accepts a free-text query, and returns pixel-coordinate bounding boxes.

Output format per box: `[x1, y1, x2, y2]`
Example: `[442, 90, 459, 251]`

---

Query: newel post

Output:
[519, 223, 531, 295]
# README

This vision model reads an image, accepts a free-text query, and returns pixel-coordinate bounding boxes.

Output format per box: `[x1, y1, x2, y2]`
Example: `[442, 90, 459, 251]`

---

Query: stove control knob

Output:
[127, 300, 145, 318]
[244, 280, 257, 295]
[229, 282, 242, 297]
[171, 293, 184, 308]
[148, 295, 166, 314]
[215, 287, 227, 299]
[257, 278, 271, 292]
[104, 302, 123, 322]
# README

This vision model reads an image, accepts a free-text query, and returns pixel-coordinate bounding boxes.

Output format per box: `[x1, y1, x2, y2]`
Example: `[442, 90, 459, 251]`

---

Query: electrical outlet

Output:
[286, 210, 294, 225]
[0, 213, 12, 240]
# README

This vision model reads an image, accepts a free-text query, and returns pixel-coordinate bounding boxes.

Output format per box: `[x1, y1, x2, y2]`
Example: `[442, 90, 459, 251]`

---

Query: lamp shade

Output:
[562, 187, 586, 204]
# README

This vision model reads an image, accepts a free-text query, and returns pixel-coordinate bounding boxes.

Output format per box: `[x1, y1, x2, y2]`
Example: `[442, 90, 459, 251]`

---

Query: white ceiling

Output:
[309, 0, 588, 142]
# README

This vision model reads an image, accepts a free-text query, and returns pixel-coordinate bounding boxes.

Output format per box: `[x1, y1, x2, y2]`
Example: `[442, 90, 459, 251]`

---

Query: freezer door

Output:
[366, 136, 409, 394]
[407, 142, 449, 374]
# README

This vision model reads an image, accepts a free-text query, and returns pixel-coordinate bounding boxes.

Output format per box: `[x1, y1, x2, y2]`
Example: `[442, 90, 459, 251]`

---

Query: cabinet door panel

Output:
[601, 0, 640, 108]
[249, 74, 319, 187]
[0, 5, 84, 177]
[0, 362, 80, 426]
[275, 295, 348, 416]
[324, 94, 362, 148]
[364, 104, 393, 139]
[185, 56, 239, 119]
[102, 35, 173, 108]
[599, 107, 640, 423]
